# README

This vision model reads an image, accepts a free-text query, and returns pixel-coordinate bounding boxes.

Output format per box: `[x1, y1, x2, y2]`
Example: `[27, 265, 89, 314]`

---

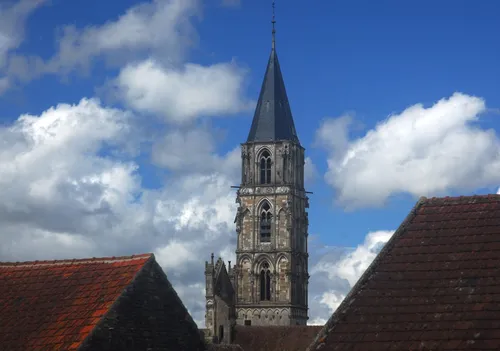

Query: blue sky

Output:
[1, 0, 500, 325]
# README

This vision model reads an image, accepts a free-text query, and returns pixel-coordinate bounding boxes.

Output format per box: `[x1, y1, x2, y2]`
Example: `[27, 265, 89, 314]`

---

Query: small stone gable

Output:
[205, 255, 237, 345]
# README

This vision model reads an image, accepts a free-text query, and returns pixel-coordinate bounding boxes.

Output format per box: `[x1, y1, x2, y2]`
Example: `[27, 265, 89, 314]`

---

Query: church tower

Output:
[232, 8, 309, 326]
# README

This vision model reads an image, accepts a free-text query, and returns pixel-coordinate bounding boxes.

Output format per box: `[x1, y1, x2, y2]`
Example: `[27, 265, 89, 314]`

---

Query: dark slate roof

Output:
[0, 254, 151, 350]
[307, 194, 500, 351]
[246, 47, 299, 143]
[234, 325, 322, 351]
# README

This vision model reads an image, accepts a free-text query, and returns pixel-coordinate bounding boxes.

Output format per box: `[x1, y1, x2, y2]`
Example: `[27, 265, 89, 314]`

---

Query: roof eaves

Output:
[0, 253, 154, 267]
[76, 254, 156, 351]
[306, 196, 429, 351]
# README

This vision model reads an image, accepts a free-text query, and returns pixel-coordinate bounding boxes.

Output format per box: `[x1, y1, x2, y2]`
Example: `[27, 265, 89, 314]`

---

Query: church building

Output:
[204, 7, 312, 346]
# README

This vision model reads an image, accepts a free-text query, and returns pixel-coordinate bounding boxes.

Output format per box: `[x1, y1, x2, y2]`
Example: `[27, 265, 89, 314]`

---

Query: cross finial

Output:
[272, 0, 276, 49]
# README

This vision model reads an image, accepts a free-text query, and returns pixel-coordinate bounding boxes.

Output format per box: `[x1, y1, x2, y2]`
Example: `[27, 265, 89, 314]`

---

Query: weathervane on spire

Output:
[272, 0, 276, 49]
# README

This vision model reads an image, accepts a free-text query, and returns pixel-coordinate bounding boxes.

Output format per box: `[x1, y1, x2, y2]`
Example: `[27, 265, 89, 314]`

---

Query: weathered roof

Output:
[246, 47, 299, 144]
[234, 325, 322, 351]
[0, 254, 151, 350]
[308, 194, 500, 350]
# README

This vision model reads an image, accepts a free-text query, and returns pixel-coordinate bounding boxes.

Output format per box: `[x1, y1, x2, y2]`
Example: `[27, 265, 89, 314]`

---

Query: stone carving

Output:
[239, 187, 253, 195]
[236, 307, 293, 326]
[275, 186, 289, 194]
[255, 145, 271, 156]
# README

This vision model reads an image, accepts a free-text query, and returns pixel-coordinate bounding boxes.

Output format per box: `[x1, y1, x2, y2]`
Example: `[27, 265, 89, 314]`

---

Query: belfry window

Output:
[260, 151, 272, 184]
[260, 262, 271, 301]
[260, 202, 272, 243]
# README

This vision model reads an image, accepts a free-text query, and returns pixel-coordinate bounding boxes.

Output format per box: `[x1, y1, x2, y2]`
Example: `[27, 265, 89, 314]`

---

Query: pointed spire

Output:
[246, 3, 299, 144]
[272, 0, 276, 50]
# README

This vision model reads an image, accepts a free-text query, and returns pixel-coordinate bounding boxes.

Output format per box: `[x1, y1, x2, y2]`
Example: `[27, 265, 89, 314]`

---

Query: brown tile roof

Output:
[0, 253, 152, 351]
[234, 325, 322, 351]
[307, 194, 500, 351]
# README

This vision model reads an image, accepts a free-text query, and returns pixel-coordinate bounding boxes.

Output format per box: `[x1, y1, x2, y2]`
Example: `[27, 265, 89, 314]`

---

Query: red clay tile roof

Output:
[308, 194, 500, 350]
[0, 253, 152, 351]
[234, 325, 323, 351]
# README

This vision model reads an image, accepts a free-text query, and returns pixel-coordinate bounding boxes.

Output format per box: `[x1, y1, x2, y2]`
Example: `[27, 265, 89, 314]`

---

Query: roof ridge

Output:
[423, 194, 500, 205]
[0, 253, 153, 266]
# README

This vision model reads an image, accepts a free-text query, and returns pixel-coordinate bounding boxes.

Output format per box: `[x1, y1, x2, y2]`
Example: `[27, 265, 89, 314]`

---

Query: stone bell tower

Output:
[232, 18, 309, 326]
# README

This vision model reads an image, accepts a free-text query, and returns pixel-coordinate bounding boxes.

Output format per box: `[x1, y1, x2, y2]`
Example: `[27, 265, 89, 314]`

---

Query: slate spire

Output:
[246, 1, 299, 144]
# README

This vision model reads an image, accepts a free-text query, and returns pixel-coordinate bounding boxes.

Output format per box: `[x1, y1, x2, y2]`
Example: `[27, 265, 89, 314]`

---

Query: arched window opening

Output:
[260, 150, 272, 184]
[260, 262, 271, 301]
[260, 202, 272, 243]
[218, 325, 224, 342]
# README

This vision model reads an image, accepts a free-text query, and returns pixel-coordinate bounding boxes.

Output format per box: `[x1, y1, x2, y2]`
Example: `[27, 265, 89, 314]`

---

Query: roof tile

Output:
[234, 325, 322, 351]
[0, 253, 152, 350]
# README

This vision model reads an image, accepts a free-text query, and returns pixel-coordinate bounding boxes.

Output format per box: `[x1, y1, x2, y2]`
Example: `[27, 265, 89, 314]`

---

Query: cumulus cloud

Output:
[317, 93, 500, 209]
[45, 0, 199, 74]
[112, 59, 252, 123]
[151, 126, 240, 179]
[308, 230, 394, 323]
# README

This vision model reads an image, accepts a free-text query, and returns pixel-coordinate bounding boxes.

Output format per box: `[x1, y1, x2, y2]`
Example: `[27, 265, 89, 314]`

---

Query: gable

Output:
[308, 195, 500, 350]
[214, 259, 234, 301]
[81, 258, 206, 350]
[0, 254, 151, 350]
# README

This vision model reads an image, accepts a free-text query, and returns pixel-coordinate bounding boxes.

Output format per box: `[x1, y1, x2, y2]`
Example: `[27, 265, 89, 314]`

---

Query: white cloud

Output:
[112, 59, 252, 123]
[304, 156, 318, 185]
[156, 240, 198, 270]
[307, 230, 394, 323]
[44, 0, 199, 75]
[0, 0, 46, 93]
[151, 127, 240, 178]
[330, 230, 393, 286]
[3, 0, 200, 87]
[319, 292, 345, 314]
[0, 0, 45, 67]
[317, 93, 500, 209]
